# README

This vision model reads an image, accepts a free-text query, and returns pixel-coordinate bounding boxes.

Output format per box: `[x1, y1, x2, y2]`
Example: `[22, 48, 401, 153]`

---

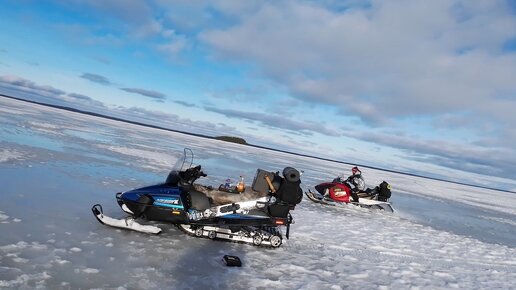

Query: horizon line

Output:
[1, 93, 514, 194]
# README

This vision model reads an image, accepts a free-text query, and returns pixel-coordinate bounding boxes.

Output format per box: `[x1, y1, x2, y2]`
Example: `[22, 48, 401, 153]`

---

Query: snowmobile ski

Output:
[91, 204, 162, 234]
[349, 199, 394, 212]
[304, 190, 337, 206]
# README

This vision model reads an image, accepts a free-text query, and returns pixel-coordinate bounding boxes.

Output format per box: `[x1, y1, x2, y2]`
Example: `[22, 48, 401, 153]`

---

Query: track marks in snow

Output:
[74, 267, 100, 274]
[0, 272, 51, 289]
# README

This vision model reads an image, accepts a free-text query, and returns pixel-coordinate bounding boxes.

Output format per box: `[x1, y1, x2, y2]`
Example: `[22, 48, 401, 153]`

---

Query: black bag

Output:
[222, 255, 242, 267]
[267, 203, 290, 218]
[275, 180, 303, 206]
[378, 181, 391, 201]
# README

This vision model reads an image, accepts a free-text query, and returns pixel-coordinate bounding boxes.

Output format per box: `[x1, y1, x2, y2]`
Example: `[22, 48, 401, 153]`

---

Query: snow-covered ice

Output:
[0, 97, 515, 289]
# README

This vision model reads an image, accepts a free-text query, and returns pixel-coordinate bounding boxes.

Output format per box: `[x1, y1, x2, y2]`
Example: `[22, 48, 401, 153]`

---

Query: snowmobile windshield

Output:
[165, 148, 194, 185]
[171, 148, 194, 174]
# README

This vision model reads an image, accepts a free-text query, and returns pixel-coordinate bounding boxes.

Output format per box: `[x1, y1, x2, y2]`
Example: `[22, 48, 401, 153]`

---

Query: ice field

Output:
[0, 97, 515, 289]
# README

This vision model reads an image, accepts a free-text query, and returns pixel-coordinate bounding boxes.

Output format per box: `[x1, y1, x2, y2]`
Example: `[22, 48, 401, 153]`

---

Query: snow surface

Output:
[0, 97, 515, 289]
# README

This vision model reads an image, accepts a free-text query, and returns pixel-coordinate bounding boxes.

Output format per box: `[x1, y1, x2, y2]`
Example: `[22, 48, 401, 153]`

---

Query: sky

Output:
[0, 0, 515, 184]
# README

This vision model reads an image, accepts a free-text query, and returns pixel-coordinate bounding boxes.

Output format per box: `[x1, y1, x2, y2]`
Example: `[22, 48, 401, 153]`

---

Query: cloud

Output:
[59, 0, 187, 42]
[200, 1, 516, 122]
[112, 106, 242, 138]
[53, 23, 124, 46]
[173, 100, 196, 107]
[133, 19, 162, 39]
[80, 73, 112, 85]
[210, 85, 269, 102]
[0, 75, 65, 97]
[93, 56, 111, 65]
[65, 93, 106, 108]
[0, 75, 107, 110]
[0, 75, 111, 112]
[67, 93, 92, 102]
[158, 1, 261, 33]
[0, 74, 242, 140]
[204, 106, 341, 137]
[120, 87, 167, 102]
[90, 0, 152, 23]
[197, 0, 516, 180]
[157, 36, 189, 57]
[52, 0, 176, 57]
[343, 130, 515, 179]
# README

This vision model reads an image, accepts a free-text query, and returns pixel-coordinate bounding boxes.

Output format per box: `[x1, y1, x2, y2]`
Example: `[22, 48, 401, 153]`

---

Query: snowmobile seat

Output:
[356, 187, 378, 199]
[188, 190, 212, 210]
[365, 186, 379, 195]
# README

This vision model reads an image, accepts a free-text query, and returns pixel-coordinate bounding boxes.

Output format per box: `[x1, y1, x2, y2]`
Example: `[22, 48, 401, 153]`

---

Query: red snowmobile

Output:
[305, 167, 394, 212]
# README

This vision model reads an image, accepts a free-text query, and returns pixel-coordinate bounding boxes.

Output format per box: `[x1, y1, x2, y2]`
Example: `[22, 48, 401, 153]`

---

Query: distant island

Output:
[214, 136, 248, 145]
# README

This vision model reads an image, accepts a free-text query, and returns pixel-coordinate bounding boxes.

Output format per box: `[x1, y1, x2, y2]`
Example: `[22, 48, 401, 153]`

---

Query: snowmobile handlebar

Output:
[180, 165, 207, 184]
[346, 173, 361, 181]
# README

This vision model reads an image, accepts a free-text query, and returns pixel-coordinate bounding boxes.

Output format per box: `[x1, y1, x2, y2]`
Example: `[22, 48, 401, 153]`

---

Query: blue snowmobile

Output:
[92, 149, 303, 247]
